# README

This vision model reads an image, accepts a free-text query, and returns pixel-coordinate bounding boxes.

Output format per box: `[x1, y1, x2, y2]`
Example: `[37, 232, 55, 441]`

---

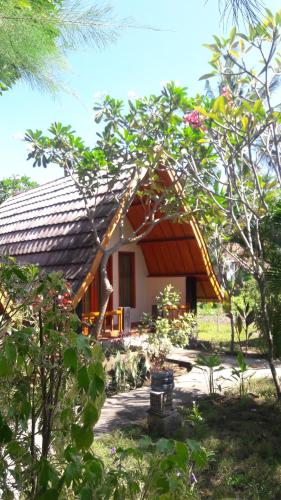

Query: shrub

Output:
[107, 350, 149, 394]
[169, 312, 198, 347]
[0, 258, 106, 498]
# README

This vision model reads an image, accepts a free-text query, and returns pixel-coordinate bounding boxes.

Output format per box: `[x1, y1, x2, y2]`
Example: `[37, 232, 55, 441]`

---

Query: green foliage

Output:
[232, 291, 256, 352]
[0, 0, 61, 92]
[0, 1, 125, 92]
[169, 312, 198, 347]
[97, 436, 210, 499]
[183, 391, 281, 498]
[186, 401, 204, 424]
[144, 286, 198, 352]
[0, 175, 38, 204]
[24, 11, 281, 392]
[156, 284, 181, 312]
[146, 320, 173, 369]
[0, 257, 106, 497]
[109, 350, 149, 394]
[230, 352, 253, 397]
[196, 354, 224, 395]
[257, 204, 281, 356]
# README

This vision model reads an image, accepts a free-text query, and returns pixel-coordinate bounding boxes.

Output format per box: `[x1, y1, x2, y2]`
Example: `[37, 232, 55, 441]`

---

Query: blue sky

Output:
[0, 0, 278, 184]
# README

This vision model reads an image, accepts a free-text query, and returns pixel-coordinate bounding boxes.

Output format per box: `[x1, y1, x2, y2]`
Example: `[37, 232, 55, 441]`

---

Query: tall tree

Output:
[179, 10, 281, 396]
[0, 0, 128, 93]
[25, 117, 191, 337]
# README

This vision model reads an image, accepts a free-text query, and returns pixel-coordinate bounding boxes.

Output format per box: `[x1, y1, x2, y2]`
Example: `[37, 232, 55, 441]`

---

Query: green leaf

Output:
[5, 341, 17, 364]
[241, 116, 248, 130]
[253, 99, 263, 114]
[156, 438, 174, 454]
[229, 26, 237, 44]
[71, 424, 93, 450]
[213, 96, 225, 113]
[175, 441, 189, 468]
[77, 366, 90, 392]
[7, 441, 24, 458]
[89, 379, 97, 400]
[198, 72, 217, 81]
[64, 462, 82, 485]
[83, 401, 99, 427]
[139, 436, 153, 450]
[0, 422, 13, 444]
[12, 267, 28, 282]
[237, 352, 247, 370]
[77, 336, 92, 358]
[63, 348, 77, 371]
[0, 355, 12, 377]
[80, 487, 92, 500]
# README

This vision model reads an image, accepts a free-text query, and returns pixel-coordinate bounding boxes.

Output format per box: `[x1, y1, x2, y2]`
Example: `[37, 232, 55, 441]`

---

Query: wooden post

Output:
[186, 277, 197, 314]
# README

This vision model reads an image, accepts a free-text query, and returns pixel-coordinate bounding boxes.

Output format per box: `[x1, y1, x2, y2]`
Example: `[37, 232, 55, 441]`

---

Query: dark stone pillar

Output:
[186, 277, 197, 314]
[122, 307, 131, 335]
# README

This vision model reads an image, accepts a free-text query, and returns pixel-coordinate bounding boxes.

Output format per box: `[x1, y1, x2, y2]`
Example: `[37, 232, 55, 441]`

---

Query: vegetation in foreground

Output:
[94, 378, 281, 499]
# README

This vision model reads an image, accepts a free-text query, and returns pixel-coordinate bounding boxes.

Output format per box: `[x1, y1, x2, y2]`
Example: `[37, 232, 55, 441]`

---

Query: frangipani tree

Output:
[181, 10, 281, 395]
[25, 110, 191, 337]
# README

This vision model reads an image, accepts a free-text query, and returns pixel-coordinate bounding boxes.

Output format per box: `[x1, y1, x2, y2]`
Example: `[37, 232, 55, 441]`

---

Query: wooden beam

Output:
[73, 192, 130, 308]
[138, 236, 195, 245]
[163, 168, 224, 302]
[147, 273, 208, 279]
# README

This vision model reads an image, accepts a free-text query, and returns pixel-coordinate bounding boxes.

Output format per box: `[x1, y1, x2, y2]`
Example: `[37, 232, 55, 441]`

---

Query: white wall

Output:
[145, 276, 186, 313]
[109, 218, 186, 323]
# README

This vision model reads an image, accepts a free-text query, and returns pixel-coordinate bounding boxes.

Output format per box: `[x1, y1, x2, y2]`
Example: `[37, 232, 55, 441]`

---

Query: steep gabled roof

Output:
[0, 174, 127, 293]
[0, 170, 223, 303]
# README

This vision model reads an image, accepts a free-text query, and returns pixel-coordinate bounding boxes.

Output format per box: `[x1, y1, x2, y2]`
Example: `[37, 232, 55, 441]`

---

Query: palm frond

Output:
[56, 2, 132, 49]
[218, 0, 265, 26]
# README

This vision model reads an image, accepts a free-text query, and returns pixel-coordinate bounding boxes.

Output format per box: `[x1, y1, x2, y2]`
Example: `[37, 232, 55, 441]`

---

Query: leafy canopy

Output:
[0, 175, 38, 204]
[0, 0, 127, 93]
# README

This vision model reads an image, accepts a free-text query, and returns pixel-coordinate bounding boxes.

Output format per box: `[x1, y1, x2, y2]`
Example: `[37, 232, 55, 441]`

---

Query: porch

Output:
[82, 303, 192, 339]
[79, 215, 222, 339]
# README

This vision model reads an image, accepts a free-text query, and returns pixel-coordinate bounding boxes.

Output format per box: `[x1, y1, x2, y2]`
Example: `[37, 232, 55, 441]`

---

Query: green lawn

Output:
[197, 318, 232, 343]
[94, 378, 281, 499]
[197, 316, 264, 352]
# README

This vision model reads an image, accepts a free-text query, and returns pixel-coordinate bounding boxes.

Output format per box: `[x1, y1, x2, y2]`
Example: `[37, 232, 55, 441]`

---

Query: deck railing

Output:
[82, 308, 123, 337]
[162, 304, 189, 320]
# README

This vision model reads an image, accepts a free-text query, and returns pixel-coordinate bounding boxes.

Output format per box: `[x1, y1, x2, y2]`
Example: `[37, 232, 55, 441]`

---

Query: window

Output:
[119, 252, 135, 308]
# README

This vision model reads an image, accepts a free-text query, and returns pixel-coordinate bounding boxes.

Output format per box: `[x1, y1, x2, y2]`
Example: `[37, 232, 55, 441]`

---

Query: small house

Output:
[0, 170, 223, 337]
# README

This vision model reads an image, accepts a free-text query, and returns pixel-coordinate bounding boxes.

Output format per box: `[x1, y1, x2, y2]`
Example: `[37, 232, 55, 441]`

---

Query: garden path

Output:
[94, 349, 281, 435]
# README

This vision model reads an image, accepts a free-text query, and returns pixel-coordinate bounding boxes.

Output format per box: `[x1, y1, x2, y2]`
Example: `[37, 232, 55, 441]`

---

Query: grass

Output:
[94, 378, 281, 499]
[188, 382, 281, 499]
[197, 315, 265, 353]
[197, 317, 233, 344]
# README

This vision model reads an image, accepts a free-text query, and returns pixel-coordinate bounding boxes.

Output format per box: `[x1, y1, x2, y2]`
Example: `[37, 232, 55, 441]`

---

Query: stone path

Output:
[94, 349, 281, 435]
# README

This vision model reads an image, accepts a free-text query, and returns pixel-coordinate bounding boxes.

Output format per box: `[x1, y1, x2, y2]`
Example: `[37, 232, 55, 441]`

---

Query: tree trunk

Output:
[227, 292, 235, 354]
[229, 310, 235, 355]
[257, 277, 281, 399]
[94, 253, 113, 338]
